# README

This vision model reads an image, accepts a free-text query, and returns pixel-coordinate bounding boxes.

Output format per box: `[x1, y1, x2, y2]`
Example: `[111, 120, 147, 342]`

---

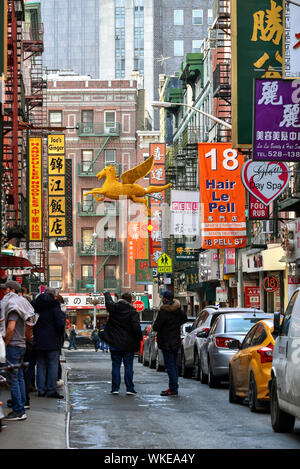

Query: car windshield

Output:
[225, 317, 263, 333]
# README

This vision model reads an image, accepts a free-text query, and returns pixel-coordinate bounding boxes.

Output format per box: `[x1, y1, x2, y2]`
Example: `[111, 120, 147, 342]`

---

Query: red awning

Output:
[0, 254, 32, 268]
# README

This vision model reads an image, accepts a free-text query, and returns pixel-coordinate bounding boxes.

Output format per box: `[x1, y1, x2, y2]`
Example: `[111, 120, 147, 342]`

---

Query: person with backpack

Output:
[91, 327, 100, 352]
[98, 323, 109, 352]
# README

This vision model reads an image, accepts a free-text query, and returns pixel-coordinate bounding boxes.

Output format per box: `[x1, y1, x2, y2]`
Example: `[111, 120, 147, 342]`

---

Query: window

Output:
[193, 9, 203, 25]
[104, 111, 116, 132]
[82, 228, 94, 251]
[281, 290, 299, 336]
[81, 110, 93, 133]
[104, 264, 117, 289]
[192, 40, 202, 53]
[174, 9, 183, 25]
[251, 324, 267, 346]
[174, 40, 184, 57]
[81, 189, 94, 213]
[225, 317, 263, 333]
[81, 265, 93, 279]
[81, 150, 93, 172]
[49, 111, 62, 127]
[143, 154, 149, 178]
[105, 149, 116, 166]
[49, 265, 62, 289]
[242, 327, 257, 349]
[208, 9, 213, 26]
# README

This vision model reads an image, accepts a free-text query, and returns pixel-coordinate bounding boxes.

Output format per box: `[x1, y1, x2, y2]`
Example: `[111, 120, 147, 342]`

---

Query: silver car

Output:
[199, 311, 273, 388]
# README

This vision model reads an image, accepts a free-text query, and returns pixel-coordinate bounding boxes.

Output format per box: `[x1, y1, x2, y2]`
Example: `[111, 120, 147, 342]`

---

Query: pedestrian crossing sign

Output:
[157, 253, 172, 273]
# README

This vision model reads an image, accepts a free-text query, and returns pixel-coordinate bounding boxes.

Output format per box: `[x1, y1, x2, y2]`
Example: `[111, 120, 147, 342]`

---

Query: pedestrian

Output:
[152, 290, 187, 396]
[68, 325, 77, 350]
[32, 288, 66, 399]
[91, 327, 100, 352]
[99, 323, 109, 352]
[103, 291, 142, 395]
[56, 294, 66, 389]
[1, 280, 35, 421]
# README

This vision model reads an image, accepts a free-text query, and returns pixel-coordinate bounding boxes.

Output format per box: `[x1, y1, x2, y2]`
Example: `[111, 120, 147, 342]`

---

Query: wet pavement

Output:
[66, 349, 300, 450]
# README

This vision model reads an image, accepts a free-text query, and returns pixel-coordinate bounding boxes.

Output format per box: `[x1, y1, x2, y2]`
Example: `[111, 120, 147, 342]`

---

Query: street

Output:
[66, 349, 300, 450]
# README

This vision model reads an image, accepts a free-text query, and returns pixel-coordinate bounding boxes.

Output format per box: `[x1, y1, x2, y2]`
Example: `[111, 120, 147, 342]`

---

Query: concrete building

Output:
[40, 0, 213, 128]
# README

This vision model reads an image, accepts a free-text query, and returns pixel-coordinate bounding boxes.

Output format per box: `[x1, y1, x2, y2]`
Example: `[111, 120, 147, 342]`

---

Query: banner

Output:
[198, 143, 246, 249]
[232, 0, 283, 148]
[253, 78, 300, 161]
[170, 190, 200, 236]
[48, 135, 66, 238]
[127, 222, 147, 275]
[283, 0, 300, 79]
[29, 138, 43, 242]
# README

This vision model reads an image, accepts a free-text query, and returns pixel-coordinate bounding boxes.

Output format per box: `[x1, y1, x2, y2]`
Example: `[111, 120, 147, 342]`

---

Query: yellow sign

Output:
[49, 197, 66, 216]
[157, 253, 173, 273]
[49, 216, 66, 238]
[48, 135, 65, 155]
[29, 137, 42, 241]
[49, 175, 66, 196]
[48, 154, 65, 175]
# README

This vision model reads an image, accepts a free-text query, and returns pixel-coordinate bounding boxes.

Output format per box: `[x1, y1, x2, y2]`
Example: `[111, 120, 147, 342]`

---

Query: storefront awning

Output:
[0, 254, 33, 268]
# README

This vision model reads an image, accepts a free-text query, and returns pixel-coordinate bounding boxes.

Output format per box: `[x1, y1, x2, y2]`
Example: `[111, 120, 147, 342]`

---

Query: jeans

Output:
[36, 350, 60, 396]
[162, 349, 179, 393]
[68, 337, 77, 350]
[110, 351, 135, 392]
[6, 346, 26, 414]
[93, 338, 100, 351]
[101, 340, 109, 351]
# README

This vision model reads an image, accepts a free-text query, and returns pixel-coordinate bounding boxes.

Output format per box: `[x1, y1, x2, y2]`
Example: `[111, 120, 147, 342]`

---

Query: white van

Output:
[270, 287, 300, 432]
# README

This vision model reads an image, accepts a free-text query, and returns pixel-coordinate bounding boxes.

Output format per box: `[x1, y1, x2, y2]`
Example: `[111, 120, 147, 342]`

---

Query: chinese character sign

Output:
[29, 138, 43, 242]
[48, 135, 66, 238]
[232, 0, 283, 148]
[127, 222, 147, 275]
[198, 143, 247, 249]
[283, 1, 300, 79]
[170, 191, 200, 236]
[253, 79, 300, 161]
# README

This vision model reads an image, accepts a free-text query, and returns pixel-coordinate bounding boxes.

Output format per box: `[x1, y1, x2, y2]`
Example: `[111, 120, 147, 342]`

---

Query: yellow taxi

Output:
[228, 319, 277, 412]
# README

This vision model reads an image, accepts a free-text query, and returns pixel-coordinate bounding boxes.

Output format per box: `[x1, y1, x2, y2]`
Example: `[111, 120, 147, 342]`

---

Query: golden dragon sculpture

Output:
[85, 155, 171, 215]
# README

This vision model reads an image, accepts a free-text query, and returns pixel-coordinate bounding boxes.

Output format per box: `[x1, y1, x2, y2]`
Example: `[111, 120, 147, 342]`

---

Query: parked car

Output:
[270, 288, 300, 433]
[138, 323, 151, 363]
[228, 319, 278, 412]
[66, 328, 93, 346]
[199, 311, 273, 388]
[142, 325, 157, 368]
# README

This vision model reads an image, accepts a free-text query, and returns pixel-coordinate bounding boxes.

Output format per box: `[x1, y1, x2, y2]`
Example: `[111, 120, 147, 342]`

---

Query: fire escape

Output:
[211, 0, 231, 142]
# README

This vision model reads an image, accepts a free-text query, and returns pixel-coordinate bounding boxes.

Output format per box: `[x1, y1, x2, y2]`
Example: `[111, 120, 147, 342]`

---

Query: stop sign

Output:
[134, 300, 144, 312]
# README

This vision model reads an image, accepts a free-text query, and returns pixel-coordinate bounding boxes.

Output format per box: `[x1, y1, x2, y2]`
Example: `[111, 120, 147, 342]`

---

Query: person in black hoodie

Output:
[153, 290, 187, 396]
[32, 288, 66, 399]
[103, 291, 142, 395]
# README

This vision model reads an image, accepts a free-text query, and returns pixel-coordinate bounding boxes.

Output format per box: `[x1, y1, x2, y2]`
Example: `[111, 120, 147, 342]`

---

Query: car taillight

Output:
[202, 327, 210, 334]
[257, 343, 273, 363]
[155, 337, 157, 342]
[215, 337, 238, 348]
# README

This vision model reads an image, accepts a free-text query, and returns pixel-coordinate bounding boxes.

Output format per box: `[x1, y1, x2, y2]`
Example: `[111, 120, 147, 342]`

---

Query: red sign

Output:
[133, 300, 144, 312]
[249, 194, 269, 220]
[263, 276, 279, 292]
[244, 286, 260, 308]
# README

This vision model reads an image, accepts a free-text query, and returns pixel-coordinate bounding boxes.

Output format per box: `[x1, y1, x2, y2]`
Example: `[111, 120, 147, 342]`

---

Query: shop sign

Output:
[29, 138, 43, 242]
[263, 276, 280, 292]
[253, 79, 300, 161]
[135, 259, 153, 285]
[186, 267, 200, 291]
[170, 191, 200, 237]
[244, 286, 261, 308]
[232, 0, 283, 148]
[224, 248, 236, 274]
[198, 143, 246, 249]
[241, 160, 290, 206]
[216, 287, 227, 303]
[249, 194, 269, 220]
[175, 243, 198, 262]
[283, 1, 300, 79]
[61, 293, 116, 310]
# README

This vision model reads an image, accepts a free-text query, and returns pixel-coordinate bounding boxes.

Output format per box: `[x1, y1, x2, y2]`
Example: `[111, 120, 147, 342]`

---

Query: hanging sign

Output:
[241, 160, 290, 206]
[263, 276, 280, 292]
[48, 135, 66, 238]
[198, 143, 247, 249]
[283, 0, 300, 79]
[249, 194, 269, 220]
[28, 138, 43, 242]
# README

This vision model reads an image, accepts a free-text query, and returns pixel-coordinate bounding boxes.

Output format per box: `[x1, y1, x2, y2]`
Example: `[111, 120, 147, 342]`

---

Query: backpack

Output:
[98, 326, 105, 341]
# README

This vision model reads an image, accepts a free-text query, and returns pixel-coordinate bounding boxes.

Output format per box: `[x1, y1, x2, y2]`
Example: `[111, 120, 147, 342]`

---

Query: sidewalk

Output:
[0, 352, 69, 449]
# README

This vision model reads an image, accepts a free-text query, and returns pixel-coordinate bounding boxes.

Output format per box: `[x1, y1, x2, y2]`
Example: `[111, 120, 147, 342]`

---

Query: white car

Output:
[270, 287, 300, 433]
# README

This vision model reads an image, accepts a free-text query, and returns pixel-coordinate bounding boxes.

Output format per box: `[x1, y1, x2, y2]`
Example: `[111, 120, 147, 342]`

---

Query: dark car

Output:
[142, 325, 157, 368]
[66, 328, 93, 347]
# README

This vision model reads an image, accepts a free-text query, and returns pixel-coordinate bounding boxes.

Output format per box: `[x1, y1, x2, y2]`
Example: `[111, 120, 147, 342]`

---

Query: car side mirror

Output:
[273, 311, 281, 337]
[227, 339, 241, 350]
[196, 330, 209, 339]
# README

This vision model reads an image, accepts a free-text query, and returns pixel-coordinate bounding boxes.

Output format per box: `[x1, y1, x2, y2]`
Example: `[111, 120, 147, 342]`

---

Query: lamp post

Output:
[152, 101, 232, 130]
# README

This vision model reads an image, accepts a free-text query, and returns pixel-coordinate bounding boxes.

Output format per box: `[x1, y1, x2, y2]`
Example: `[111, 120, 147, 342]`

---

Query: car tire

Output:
[155, 354, 164, 372]
[181, 353, 192, 379]
[208, 359, 220, 388]
[248, 372, 260, 412]
[199, 356, 208, 384]
[229, 367, 242, 403]
[194, 352, 200, 381]
[142, 351, 149, 367]
[270, 378, 295, 433]
[149, 349, 156, 369]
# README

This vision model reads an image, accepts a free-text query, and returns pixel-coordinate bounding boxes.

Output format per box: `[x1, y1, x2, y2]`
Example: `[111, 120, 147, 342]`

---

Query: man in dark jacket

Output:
[32, 288, 66, 399]
[103, 291, 142, 395]
[153, 290, 187, 396]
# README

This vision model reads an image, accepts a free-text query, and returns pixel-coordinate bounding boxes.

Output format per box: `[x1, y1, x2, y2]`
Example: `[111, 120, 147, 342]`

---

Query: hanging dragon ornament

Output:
[85, 155, 171, 215]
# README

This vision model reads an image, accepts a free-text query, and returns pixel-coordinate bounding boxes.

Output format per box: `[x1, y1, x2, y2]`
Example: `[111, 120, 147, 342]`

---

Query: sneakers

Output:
[47, 392, 64, 399]
[4, 411, 27, 421]
[160, 388, 178, 396]
[126, 390, 137, 395]
[111, 391, 119, 395]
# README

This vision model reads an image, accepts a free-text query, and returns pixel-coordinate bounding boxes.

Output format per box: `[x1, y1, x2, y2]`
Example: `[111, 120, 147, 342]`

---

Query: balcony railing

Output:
[77, 240, 120, 256]
[104, 278, 117, 289]
[78, 201, 119, 217]
[277, 163, 300, 212]
[78, 161, 121, 177]
[182, 126, 202, 147]
[77, 122, 120, 137]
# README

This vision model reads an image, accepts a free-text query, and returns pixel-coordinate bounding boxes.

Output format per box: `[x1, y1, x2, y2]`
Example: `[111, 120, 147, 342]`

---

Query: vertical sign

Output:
[198, 143, 246, 249]
[148, 143, 166, 267]
[0, 0, 7, 81]
[29, 138, 42, 241]
[249, 194, 269, 219]
[127, 222, 147, 275]
[48, 135, 66, 238]
[283, 0, 300, 79]
[55, 159, 73, 247]
[170, 190, 200, 236]
[232, 0, 283, 148]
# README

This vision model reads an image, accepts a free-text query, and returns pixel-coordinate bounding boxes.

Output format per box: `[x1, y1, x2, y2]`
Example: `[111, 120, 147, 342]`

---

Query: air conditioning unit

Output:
[49, 281, 62, 289]
[108, 127, 116, 133]
[83, 126, 93, 133]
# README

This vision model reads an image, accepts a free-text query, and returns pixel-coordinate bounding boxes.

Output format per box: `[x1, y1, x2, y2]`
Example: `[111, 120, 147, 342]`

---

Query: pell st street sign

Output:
[157, 253, 173, 273]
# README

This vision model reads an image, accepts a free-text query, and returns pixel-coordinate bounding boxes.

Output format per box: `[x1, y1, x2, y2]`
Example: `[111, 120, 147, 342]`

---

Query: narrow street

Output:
[66, 350, 300, 450]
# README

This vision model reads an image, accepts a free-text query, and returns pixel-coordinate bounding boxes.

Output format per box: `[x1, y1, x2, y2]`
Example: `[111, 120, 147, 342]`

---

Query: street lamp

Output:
[152, 101, 232, 130]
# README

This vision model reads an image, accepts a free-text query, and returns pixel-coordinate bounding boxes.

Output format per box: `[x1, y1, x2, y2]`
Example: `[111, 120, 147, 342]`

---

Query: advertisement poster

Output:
[244, 286, 261, 308]
[253, 79, 300, 161]
[198, 143, 246, 250]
